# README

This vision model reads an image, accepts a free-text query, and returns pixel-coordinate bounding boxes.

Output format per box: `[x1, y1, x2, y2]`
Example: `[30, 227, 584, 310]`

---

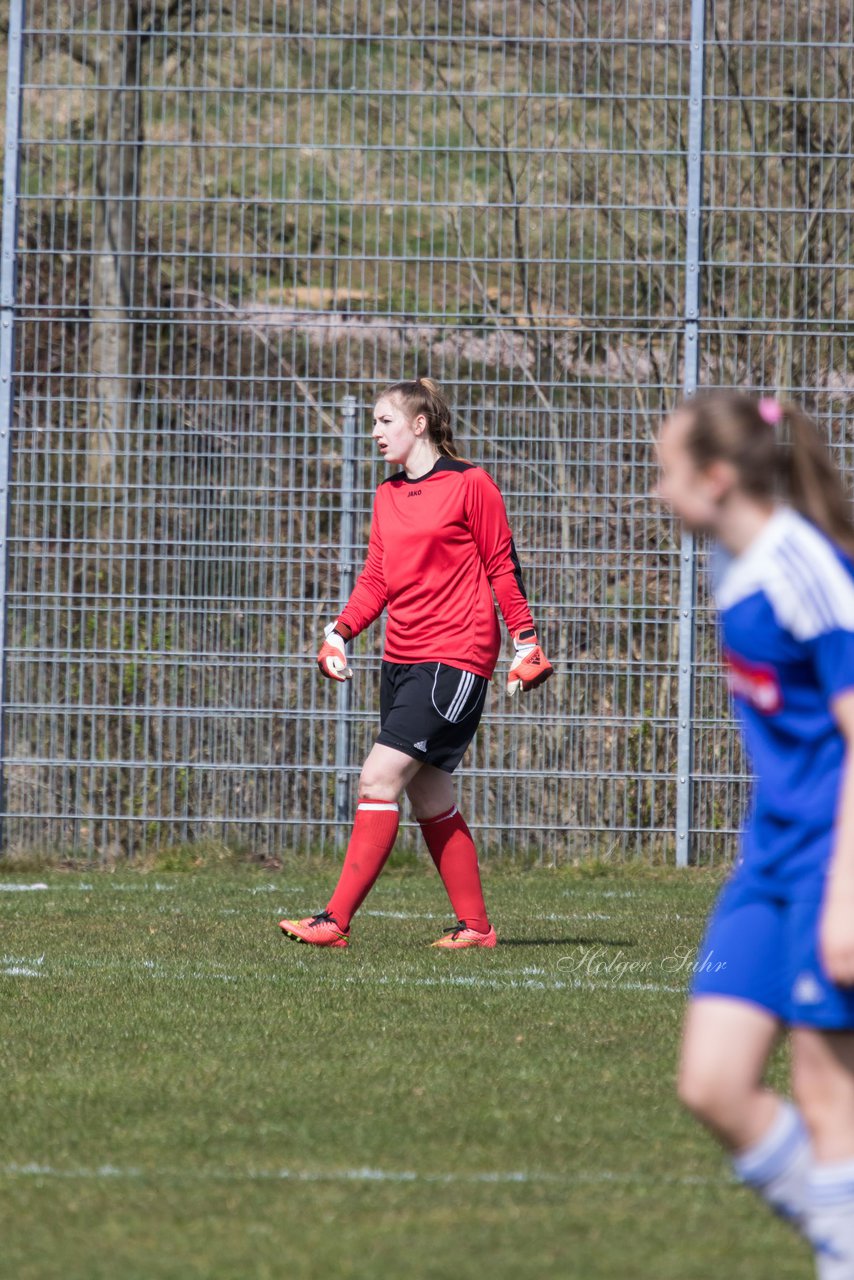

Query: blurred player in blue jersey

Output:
[657, 391, 854, 1280]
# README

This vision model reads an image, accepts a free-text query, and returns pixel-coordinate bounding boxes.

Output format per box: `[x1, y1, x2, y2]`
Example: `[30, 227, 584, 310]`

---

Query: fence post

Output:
[0, 0, 26, 851]
[676, 0, 707, 867]
[334, 395, 358, 846]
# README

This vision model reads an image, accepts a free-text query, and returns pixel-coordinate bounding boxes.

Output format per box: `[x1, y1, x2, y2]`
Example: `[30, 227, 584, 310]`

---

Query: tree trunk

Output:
[87, 0, 142, 486]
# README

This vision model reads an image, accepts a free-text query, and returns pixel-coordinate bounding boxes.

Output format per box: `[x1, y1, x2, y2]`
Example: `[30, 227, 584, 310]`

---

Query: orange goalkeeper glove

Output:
[507, 627, 553, 696]
[317, 622, 353, 682]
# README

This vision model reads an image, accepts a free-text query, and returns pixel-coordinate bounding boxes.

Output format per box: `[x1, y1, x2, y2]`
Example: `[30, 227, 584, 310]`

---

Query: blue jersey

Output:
[713, 506, 854, 884]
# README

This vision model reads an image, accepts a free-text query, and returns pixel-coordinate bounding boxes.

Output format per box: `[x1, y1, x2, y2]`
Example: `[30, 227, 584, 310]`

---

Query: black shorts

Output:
[377, 661, 490, 773]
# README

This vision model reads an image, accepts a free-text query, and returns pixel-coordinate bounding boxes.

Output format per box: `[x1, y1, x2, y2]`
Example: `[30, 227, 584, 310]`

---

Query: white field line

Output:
[0, 1161, 720, 1189]
[20, 953, 685, 996]
[281, 908, 615, 923]
[0, 884, 703, 928]
[0, 882, 307, 895]
[348, 973, 685, 995]
[291, 908, 612, 921]
[0, 881, 709, 923]
[363, 909, 440, 919]
[0, 883, 689, 905]
[0, 884, 657, 928]
[107, 882, 177, 892]
[0, 887, 704, 927]
[362, 910, 616, 923]
[1, 953, 45, 978]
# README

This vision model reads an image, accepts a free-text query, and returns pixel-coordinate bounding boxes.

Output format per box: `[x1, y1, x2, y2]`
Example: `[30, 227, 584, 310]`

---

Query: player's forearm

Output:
[489, 568, 534, 636]
[828, 746, 854, 892]
[336, 583, 386, 639]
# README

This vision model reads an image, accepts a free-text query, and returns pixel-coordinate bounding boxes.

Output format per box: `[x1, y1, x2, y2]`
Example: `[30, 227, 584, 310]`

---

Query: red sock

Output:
[419, 806, 490, 934]
[326, 800, 400, 930]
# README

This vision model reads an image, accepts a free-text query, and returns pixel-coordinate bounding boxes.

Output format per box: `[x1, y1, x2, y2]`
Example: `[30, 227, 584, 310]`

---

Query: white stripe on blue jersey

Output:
[714, 506, 854, 640]
[713, 505, 854, 882]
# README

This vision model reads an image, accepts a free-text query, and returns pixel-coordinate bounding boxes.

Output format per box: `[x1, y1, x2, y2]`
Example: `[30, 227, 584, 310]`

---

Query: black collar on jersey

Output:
[383, 456, 472, 485]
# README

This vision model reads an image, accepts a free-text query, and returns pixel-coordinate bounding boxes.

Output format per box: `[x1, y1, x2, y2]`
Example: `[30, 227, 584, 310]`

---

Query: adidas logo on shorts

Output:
[792, 971, 824, 1005]
[413, 739, 428, 751]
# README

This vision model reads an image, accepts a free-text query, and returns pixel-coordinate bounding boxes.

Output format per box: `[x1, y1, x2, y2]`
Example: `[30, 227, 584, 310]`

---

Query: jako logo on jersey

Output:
[724, 650, 783, 714]
[407, 489, 422, 497]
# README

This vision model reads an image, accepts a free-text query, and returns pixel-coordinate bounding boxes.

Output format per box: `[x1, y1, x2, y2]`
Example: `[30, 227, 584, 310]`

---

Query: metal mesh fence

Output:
[1, 0, 852, 864]
[693, 1, 854, 860]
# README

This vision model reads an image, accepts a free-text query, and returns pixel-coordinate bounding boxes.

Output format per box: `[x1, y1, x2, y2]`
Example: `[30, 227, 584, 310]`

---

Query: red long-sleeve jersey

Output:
[336, 457, 534, 679]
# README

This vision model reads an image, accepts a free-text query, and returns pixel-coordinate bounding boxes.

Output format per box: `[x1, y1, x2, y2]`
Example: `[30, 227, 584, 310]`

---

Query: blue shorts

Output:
[691, 869, 854, 1029]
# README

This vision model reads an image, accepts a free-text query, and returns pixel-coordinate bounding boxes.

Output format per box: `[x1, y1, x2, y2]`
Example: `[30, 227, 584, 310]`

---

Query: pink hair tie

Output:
[758, 397, 784, 426]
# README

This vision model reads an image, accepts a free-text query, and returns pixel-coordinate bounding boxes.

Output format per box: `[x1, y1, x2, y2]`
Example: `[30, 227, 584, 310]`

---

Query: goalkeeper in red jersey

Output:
[279, 377, 552, 950]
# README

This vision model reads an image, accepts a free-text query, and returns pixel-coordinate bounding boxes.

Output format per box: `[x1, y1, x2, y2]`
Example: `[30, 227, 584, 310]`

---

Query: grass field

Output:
[0, 863, 813, 1280]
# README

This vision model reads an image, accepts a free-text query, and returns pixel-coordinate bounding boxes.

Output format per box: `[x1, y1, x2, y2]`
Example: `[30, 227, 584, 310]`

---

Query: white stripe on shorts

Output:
[446, 670, 474, 722]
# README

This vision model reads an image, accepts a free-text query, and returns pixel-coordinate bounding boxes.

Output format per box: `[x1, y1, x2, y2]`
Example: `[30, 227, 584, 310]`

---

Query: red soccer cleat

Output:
[278, 910, 349, 947]
[431, 921, 498, 949]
